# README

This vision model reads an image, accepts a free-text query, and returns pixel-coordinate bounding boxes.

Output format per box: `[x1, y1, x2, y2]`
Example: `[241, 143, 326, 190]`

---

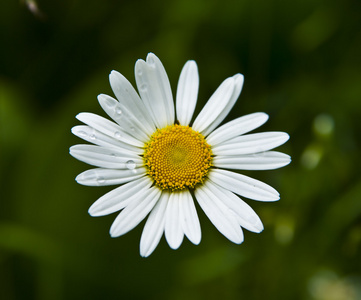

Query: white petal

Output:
[208, 169, 280, 201]
[98, 94, 150, 142]
[202, 74, 244, 136]
[205, 181, 264, 233]
[192, 77, 235, 133]
[212, 132, 290, 156]
[70, 145, 142, 169]
[195, 183, 244, 244]
[89, 176, 153, 216]
[75, 167, 146, 186]
[109, 70, 156, 135]
[76, 113, 144, 147]
[140, 191, 169, 257]
[135, 53, 174, 128]
[179, 190, 201, 245]
[110, 186, 161, 237]
[213, 151, 292, 170]
[71, 125, 143, 154]
[176, 60, 199, 126]
[165, 192, 184, 249]
[206, 112, 269, 146]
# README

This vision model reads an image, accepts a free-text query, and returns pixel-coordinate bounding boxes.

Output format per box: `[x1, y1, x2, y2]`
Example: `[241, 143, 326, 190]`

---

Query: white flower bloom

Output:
[70, 53, 291, 257]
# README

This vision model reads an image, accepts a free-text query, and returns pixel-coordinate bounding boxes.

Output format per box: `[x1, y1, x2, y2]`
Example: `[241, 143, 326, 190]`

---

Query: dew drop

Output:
[126, 160, 136, 170]
[96, 176, 105, 184]
[140, 84, 147, 92]
[114, 131, 122, 139]
[90, 134, 96, 140]
[115, 106, 122, 115]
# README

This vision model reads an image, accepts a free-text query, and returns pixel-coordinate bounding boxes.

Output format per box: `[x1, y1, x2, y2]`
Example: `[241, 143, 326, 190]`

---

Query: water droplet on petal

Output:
[90, 134, 96, 140]
[140, 84, 147, 92]
[126, 160, 136, 170]
[97, 176, 105, 184]
[114, 131, 121, 139]
[115, 106, 122, 115]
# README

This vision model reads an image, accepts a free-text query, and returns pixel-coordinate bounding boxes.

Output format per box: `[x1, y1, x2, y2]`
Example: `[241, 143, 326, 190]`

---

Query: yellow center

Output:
[143, 124, 212, 190]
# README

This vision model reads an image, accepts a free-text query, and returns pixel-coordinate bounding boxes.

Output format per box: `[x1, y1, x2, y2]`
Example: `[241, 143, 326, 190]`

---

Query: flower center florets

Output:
[143, 124, 212, 190]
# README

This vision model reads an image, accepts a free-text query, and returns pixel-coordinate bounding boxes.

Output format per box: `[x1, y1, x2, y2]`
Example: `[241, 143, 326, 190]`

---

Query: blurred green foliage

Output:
[1, 0, 361, 299]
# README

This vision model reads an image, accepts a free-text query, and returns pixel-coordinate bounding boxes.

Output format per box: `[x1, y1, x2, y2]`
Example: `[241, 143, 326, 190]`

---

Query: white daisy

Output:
[70, 53, 291, 257]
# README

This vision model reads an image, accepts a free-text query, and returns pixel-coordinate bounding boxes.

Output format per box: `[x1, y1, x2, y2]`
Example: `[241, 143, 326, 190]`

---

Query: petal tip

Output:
[88, 205, 98, 217]
[146, 52, 157, 60]
[109, 70, 120, 82]
[75, 173, 83, 183]
[139, 244, 154, 258]
[191, 236, 201, 245]
[109, 228, 118, 238]
[261, 112, 269, 120]
[186, 60, 197, 67]
[234, 73, 244, 82]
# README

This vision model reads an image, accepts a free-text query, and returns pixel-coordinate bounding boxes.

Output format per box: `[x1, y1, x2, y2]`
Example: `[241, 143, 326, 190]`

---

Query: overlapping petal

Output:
[206, 112, 269, 146]
[71, 125, 143, 154]
[140, 192, 169, 257]
[205, 181, 264, 233]
[135, 53, 175, 129]
[76, 113, 144, 147]
[213, 151, 291, 170]
[208, 169, 280, 201]
[109, 70, 156, 135]
[195, 183, 244, 244]
[76, 167, 146, 186]
[89, 176, 153, 216]
[202, 74, 244, 136]
[69, 144, 142, 169]
[98, 94, 150, 142]
[192, 76, 235, 133]
[212, 132, 290, 156]
[179, 190, 201, 245]
[110, 186, 161, 237]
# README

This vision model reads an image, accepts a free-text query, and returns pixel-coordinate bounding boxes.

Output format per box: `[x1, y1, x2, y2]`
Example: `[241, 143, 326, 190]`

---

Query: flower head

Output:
[70, 53, 291, 257]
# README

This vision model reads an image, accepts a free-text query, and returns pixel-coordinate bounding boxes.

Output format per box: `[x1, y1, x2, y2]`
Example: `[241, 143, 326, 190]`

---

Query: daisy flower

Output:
[70, 53, 290, 257]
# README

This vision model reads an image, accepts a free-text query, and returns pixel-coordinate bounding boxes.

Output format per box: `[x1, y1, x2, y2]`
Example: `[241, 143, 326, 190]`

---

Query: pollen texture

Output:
[143, 124, 212, 190]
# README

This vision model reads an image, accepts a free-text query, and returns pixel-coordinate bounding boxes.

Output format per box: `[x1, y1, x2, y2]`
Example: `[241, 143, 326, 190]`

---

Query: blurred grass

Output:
[1, 0, 361, 299]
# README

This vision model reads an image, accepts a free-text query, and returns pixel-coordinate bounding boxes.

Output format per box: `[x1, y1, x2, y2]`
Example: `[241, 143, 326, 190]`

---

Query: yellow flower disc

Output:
[143, 124, 212, 190]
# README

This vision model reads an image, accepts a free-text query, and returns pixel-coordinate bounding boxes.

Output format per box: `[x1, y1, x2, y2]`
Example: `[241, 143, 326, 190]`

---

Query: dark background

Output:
[1, 0, 361, 299]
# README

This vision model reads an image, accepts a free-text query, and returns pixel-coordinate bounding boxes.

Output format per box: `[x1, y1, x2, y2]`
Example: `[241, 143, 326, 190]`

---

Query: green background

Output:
[1, 0, 361, 299]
